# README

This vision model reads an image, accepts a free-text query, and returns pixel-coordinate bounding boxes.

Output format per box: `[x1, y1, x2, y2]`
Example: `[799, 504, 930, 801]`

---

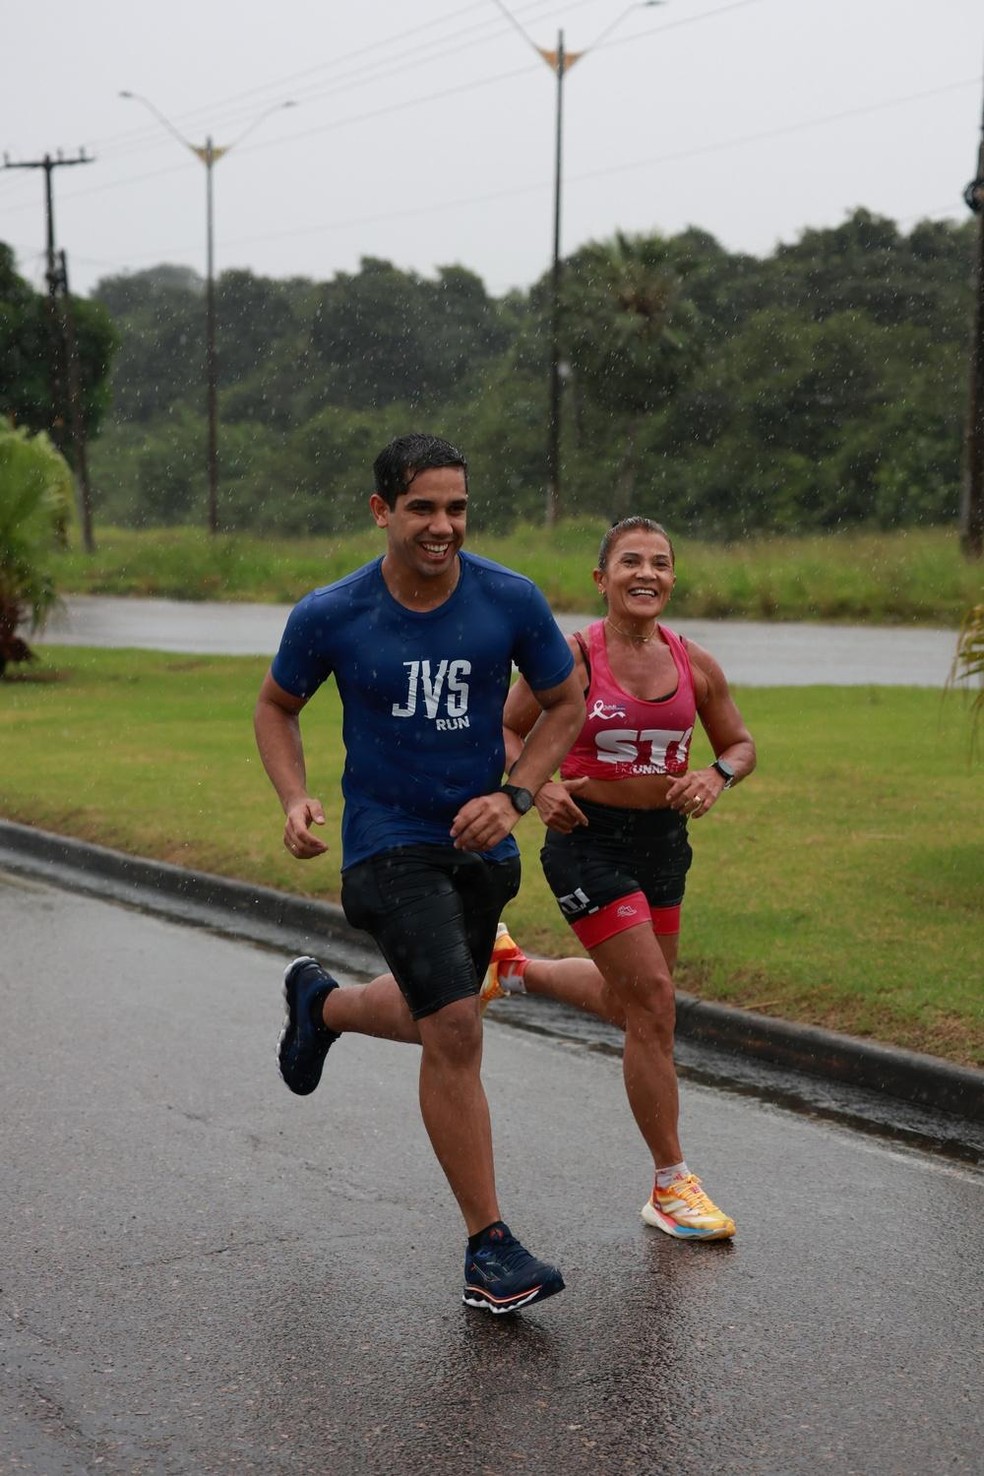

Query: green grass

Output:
[50, 523, 982, 625]
[2, 647, 981, 1067]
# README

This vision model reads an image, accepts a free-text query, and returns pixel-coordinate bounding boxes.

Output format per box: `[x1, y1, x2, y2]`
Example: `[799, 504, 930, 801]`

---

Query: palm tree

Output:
[948, 603, 984, 752]
[560, 232, 700, 518]
[0, 423, 74, 677]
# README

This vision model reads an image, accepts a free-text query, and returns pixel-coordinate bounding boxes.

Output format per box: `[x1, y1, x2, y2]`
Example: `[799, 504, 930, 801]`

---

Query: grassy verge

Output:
[2, 647, 981, 1067]
[50, 524, 980, 625]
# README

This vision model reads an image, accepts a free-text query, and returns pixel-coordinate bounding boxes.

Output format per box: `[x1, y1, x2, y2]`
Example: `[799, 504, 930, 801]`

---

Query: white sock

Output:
[498, 963, 527, 993]
[655, 1161, 689, 1189]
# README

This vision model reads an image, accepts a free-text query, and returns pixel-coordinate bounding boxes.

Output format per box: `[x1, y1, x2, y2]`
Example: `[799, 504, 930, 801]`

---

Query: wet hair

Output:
[372, 433, 468, 508]
[597, 516, 675, 571]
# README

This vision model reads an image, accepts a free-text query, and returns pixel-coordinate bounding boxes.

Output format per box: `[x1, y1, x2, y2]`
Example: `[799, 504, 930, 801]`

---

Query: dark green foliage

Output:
[91, 265, 205, 424]
[0, 422, 75, 672]
[76, 208, 975, 538]
[307, 257, 511, 411]
[0, 243, 116, 442]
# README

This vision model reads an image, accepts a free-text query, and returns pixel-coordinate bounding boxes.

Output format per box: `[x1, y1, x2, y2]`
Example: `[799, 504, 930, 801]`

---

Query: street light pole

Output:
[545, 31, 576, 527]
[119, 94, 294, 533]
[493, 2, 663, 524]
[203, 138, 220, 533]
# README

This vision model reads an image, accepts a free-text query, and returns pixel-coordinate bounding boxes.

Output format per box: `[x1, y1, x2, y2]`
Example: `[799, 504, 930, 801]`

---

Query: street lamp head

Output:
[225, 100, 298, 150]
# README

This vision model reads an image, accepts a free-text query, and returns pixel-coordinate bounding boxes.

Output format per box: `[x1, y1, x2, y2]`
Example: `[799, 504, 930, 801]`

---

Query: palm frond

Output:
[946, 602, 984, 753]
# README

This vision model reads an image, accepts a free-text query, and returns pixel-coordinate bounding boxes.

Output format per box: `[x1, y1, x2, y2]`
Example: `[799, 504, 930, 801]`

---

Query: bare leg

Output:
[589, 925, 682, 1168]
[524, 956, 628, 1029]
[317, 937, 682, 1201]
[323, 929, 680, 1050]
[656, 934, 679, 975]
[323, 972, 421, 1043]
[522, 931, 680, 1036]
[318, 969, 500, 1234]
[416, 998, 500, 1235]
[494, 925, 714, 1211]
[521, 927, 681, 1166]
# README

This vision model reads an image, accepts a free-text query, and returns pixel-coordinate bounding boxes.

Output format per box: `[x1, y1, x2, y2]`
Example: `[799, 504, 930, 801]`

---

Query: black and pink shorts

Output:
[540, 798, 692, 950]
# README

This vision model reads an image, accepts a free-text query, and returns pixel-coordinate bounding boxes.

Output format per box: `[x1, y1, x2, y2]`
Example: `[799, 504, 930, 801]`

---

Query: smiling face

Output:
[369, 465, 468, 605]
[594, 527, 676, 623]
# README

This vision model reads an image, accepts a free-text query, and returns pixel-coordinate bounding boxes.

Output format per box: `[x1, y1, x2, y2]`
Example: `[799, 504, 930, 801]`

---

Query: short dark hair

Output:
[598, 516, 675, 571]
[372, 433, 468, 508]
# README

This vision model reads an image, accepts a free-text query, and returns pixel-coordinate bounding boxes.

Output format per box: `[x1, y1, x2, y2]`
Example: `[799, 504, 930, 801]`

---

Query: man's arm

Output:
[502, 637, 590, 834]
[254, 670, 328, 859]
[506, 667, 585, 796]
[450, 668, 585, 852]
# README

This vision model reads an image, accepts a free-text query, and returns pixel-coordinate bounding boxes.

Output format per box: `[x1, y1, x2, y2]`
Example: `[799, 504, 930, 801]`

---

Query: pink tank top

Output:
[560, 620, 696, 781]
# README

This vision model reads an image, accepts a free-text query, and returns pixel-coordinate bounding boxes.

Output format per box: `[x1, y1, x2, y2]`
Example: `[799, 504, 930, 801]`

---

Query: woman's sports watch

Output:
[500, 783, 535, 815]
[711, 759, 736, 789]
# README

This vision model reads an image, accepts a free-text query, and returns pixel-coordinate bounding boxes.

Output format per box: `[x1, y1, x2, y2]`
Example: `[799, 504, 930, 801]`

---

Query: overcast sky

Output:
[3, 0, 982, 301]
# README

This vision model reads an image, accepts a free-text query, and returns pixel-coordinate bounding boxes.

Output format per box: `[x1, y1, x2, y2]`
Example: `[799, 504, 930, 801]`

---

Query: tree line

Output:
[1, 209, 976, 540]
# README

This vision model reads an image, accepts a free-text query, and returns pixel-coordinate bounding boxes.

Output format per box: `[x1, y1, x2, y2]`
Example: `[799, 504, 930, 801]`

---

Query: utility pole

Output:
[961, 77, 984, 560]
[2, 150, 93, 460]
[57, 250, 96, 553]
[543, 32, 580, 529]
[201, 138, 221, 534]
[2, 150, 95, 550]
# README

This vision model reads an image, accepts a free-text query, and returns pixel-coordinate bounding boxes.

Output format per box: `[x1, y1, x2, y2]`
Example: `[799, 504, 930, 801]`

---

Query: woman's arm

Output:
[664, 640, 756, 817]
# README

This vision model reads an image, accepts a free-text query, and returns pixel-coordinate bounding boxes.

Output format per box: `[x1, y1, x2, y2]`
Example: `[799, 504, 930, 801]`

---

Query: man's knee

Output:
[419, 996, 483, 1064]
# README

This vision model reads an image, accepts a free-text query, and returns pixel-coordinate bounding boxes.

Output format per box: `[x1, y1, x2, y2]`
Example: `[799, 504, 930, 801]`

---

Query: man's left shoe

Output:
[641, 1174, 736, 1240]
[478, 922, 528, 1012]
[278, 956, 340, 1096]
[463, 1225, 565, 1314]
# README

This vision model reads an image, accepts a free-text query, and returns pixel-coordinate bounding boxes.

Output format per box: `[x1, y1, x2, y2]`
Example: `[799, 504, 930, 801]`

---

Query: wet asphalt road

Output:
[41, 594, 959, 687]
[3, 870, 982, 1476]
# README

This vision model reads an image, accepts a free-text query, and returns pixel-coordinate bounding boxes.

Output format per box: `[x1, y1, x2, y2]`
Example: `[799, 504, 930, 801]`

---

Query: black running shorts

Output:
[540, 799, 692, 926]
[340, 845, 522, 1020]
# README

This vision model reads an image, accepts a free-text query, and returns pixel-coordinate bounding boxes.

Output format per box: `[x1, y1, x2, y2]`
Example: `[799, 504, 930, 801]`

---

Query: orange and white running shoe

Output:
[641, 1174, 736, 1240]
[479, 922, 528, 1012]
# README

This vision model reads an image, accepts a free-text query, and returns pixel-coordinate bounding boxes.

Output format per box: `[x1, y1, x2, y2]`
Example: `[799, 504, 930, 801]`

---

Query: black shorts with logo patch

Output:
[540, 799, 692, 925]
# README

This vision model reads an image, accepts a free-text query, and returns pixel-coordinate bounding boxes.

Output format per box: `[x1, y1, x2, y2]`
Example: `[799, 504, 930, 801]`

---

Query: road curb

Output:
[0, 818, 980, 1125]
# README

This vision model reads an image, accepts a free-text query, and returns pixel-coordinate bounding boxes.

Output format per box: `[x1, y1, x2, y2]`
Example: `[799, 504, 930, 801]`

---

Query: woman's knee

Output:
[616, 967, 676, 1037]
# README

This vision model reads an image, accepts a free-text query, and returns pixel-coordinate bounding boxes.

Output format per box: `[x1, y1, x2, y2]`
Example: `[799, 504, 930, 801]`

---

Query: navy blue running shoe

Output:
[462, 1224, 565, 1314]
[278, 956, 340, 1096]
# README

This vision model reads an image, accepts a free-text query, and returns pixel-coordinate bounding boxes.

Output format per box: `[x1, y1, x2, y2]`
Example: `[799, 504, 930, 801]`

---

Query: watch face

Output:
[504, 785, 533, 814]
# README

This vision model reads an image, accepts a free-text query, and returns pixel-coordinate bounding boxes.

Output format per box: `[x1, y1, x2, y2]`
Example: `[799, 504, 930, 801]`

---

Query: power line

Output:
[4, 58, 976, 233]
[560, 75, 984, 187]
[45, 74, 975, 273]
[1, 0, 763, 185]
[86, 1, 600, 151]
[58, 1, 563, 162]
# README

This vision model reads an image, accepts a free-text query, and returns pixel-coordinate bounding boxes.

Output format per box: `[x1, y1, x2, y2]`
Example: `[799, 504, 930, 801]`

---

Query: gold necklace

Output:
[605, 615, 658, 644]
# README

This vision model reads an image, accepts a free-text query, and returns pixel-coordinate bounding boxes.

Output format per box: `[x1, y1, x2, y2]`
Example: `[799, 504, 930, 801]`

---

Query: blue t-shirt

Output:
[270, 551, 574, 869]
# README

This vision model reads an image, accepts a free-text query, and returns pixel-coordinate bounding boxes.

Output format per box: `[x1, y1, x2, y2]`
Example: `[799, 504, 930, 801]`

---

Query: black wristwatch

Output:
[500, 783, 535, 815]
[711, 759, 735, 789]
